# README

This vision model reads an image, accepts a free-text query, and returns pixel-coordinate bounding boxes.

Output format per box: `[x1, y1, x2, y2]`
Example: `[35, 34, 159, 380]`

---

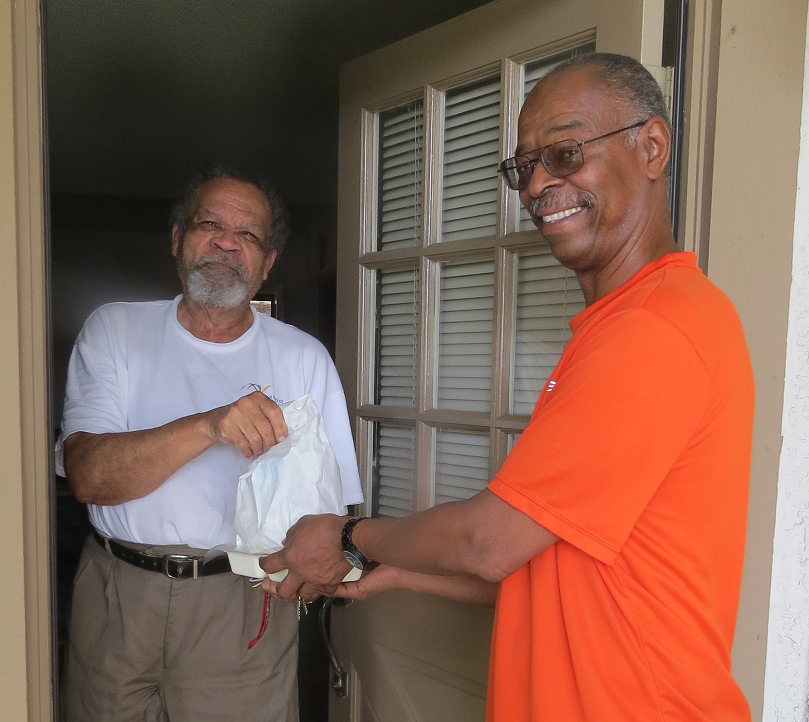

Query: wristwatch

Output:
[341, 516, 370, 570]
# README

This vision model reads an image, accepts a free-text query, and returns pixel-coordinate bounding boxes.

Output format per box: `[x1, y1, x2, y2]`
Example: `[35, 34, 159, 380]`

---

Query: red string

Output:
[248, 590, 270, 650]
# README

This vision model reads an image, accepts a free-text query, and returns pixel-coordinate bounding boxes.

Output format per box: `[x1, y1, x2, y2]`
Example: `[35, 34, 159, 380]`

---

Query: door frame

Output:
[0, 0, 52, 719]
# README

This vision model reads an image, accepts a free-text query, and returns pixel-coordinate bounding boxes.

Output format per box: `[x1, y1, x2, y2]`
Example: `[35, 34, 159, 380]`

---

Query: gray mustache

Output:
[193, 253, 245, 276]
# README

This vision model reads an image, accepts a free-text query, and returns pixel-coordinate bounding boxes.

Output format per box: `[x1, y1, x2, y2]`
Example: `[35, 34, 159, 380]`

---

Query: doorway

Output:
[44, 1, 492, 719]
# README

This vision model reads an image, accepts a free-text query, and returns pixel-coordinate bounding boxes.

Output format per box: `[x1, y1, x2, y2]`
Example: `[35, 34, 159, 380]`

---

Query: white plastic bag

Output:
[223, 394, 360, 582]
[234, 393, 346, 553]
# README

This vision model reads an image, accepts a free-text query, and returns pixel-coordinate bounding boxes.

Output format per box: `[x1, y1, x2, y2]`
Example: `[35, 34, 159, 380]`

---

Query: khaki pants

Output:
[62, 534, 299, 722]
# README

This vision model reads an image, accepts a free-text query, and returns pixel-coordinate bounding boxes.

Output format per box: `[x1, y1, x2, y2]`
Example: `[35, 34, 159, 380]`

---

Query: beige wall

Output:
[705, 0, 808, 718]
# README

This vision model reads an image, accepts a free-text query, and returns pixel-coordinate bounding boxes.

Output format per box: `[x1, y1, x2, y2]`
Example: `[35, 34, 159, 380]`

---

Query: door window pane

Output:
[377, 101, 424, 250]
[434, 429, 490, 504]
[440, 76, 501, 242]
[437, 258, 494, 412]
[371, 423, 416, 518]
[375, 267, 419, 407]
[511, 247, 584, 415]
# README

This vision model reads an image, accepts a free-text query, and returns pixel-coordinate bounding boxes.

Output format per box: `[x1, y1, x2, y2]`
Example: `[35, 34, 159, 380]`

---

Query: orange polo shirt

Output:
[487, 253, 753, 722]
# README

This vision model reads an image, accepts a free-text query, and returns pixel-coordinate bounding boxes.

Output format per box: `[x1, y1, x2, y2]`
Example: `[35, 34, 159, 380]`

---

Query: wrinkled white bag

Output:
[234, 393, 346, 553]
[224, 394, 360, 582]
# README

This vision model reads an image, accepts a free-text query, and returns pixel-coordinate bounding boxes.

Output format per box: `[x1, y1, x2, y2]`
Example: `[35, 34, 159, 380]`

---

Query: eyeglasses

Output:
[498, 120, 649, 191]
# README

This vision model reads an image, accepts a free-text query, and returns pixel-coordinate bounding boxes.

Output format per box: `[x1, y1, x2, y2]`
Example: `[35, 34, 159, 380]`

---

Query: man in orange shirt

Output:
[261, 53, 754, 722]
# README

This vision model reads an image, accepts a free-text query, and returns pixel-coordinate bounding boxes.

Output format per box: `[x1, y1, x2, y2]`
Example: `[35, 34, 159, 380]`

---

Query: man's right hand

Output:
[205, 390, 287, 459]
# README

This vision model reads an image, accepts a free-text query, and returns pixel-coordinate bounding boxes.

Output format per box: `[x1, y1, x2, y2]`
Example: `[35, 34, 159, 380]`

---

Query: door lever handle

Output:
[319, 597, 352, 698]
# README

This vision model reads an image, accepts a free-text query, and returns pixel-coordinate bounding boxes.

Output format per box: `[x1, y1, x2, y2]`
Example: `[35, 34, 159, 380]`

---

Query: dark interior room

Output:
[46, 0, 490, 718]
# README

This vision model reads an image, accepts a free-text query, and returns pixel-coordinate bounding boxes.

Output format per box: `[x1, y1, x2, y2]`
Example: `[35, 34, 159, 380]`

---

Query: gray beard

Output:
[185, 257, 250, 309]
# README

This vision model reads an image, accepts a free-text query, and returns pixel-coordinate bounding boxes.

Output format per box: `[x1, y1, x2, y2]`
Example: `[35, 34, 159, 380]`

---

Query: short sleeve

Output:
[489, 307, 710, 564]
[298, 343, 363, 506]
[54, 308, 129, 476]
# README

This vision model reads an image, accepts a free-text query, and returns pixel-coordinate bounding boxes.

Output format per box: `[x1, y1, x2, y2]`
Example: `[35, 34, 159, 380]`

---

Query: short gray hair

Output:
[545, 52, 670, 142]
[171, 164, 289, 256]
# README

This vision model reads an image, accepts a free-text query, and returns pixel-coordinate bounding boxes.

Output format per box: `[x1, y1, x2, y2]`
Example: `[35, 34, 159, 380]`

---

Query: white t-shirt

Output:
[55, 296, 363, 549]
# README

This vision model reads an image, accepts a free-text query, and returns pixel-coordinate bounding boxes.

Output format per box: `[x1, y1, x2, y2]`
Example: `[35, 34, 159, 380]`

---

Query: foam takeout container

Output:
[224, 549, 362, 582]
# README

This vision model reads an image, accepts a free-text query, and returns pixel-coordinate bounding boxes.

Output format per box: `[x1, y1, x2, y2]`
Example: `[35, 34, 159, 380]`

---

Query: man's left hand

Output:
[260, 513, 351, 601]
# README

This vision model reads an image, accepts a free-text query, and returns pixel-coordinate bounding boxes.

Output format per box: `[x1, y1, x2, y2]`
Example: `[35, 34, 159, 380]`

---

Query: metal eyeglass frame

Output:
[498, 119, 650, 191]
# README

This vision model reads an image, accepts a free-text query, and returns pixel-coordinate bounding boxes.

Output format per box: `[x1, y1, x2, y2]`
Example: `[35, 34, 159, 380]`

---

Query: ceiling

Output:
[45, 0, 491, 205]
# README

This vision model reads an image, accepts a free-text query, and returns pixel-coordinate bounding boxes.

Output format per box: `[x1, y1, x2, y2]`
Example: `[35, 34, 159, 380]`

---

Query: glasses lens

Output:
[514, 158, 536, 190]
[543, 140, 583, 178]
[500, 158, 527, 190]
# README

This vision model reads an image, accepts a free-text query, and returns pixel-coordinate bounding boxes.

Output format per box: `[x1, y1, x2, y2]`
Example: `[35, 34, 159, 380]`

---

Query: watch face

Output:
[343, 550, 364, 570]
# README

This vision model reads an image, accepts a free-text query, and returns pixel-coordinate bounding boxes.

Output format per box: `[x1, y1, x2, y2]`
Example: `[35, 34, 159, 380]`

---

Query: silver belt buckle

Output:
[162, 553, 199, 580]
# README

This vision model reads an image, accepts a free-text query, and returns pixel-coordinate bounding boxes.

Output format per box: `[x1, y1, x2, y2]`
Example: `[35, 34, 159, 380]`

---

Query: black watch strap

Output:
[341, 516, 370, 569]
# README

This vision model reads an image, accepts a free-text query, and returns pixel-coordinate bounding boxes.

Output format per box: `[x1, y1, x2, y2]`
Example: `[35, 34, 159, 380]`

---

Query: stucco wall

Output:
[762, 18, 809, 721]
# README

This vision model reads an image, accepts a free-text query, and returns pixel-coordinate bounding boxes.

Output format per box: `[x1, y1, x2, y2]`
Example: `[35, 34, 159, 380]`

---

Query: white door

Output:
[331, 1, 667, 720]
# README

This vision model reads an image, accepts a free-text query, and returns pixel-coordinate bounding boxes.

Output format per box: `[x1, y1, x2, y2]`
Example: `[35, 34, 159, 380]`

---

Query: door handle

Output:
[319, 597, 352, 698]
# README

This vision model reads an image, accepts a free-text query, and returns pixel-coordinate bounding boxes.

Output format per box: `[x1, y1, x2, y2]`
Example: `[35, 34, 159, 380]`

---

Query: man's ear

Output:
[262, 250, 278, 280]
[171, 224, 181, 257]
[641, 117, 671, 181]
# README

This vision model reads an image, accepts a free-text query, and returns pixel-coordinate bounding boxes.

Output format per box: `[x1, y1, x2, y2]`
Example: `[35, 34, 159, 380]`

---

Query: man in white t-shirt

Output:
[56, 166, 363, 722]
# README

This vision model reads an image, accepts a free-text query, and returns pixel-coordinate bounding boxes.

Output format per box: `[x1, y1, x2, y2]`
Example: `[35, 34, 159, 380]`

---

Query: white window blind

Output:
[377, 101, 424, 250]
[437, 258, 494, 412]
[372, 423, 416, 518]
[518, 43, 596, 232]
[434, 429, 490, 505]
[440, 76, 501, 243]
[376, 268, 419, 407]
[512, 247, 585, 415]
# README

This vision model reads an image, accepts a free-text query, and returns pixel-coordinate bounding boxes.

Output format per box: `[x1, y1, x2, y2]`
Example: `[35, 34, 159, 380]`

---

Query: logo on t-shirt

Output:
[546, 380, 557, 392]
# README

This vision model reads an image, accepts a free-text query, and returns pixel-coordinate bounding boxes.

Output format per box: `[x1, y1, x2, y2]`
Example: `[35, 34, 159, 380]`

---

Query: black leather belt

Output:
[93, 531, 231, 580]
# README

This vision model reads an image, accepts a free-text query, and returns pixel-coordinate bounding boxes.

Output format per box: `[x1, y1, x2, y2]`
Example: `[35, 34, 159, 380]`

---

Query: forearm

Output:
[394, 569, 498, 606]
[330, 563, 498, 607]
[65, 389, 287, 507]
[352, 501, 500, 582]
[64, 413, 215, 505]
[349, 491, 557, 584]
[263, 491, 557, 598]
